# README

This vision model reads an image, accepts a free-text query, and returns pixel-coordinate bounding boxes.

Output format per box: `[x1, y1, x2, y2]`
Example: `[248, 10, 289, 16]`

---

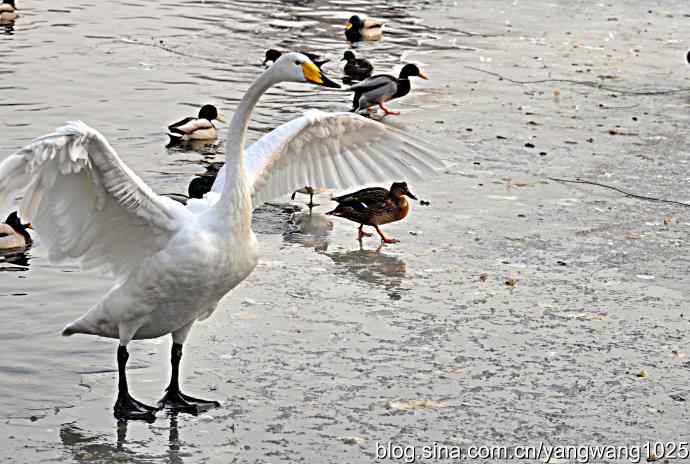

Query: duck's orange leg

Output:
[375, 225, 399, 244]
[358, 224, 373, 240]
[378, 103, 400, 116]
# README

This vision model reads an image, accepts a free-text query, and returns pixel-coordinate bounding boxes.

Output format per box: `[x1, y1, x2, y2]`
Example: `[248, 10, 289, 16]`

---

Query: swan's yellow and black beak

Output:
[302, 62, 341, 88]
[345, 21, 353, 30]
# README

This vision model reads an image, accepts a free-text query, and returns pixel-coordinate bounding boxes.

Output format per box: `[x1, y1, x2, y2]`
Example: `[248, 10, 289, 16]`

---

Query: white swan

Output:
[0, 53, 444, 421]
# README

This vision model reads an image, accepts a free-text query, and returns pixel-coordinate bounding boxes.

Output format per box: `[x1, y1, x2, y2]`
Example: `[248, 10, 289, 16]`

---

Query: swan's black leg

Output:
[113, 346, 157, 422]
[158, 343, 220, 414]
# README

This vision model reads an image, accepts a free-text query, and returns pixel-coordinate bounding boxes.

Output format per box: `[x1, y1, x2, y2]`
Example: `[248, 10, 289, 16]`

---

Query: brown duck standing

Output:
[327, 182, 416, 244]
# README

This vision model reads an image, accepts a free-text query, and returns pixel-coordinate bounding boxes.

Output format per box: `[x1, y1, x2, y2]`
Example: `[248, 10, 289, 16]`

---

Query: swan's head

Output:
[271, 52, 340, 88]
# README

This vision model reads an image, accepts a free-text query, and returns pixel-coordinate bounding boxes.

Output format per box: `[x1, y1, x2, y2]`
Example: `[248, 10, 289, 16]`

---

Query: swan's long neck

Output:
[214, 71, 276, 230]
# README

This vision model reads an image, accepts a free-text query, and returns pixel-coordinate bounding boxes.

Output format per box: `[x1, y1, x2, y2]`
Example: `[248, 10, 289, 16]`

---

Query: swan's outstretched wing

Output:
[210, 110, 445, 206]
[0, 121, 185, 276]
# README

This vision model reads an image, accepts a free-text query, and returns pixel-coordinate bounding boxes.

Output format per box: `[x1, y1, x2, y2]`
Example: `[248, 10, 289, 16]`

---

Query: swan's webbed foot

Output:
[158, 388, 220, 414]
[114, 392, 157, 422]
[114, 345, 158, 422]
[158, 342, 220, 414]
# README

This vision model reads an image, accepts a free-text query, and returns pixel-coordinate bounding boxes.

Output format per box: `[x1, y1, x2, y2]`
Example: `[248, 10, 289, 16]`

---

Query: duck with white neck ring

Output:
[0, 53, 444, 421]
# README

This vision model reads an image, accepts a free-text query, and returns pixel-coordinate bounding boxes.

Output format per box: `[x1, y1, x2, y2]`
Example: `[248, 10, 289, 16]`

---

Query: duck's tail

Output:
[166, 132, 183, 148]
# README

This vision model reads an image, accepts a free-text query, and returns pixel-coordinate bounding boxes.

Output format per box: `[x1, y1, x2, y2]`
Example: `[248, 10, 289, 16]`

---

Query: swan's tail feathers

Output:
[61, 318, 96, 337]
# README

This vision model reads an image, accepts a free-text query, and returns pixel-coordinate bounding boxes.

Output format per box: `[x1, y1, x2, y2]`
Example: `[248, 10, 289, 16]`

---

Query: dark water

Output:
[0, 0, 460, 422]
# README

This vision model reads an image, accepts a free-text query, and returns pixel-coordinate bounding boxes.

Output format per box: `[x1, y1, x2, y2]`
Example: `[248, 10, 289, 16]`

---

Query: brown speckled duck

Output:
[0, 211, 32, 250]
[327, 182, 416, 244]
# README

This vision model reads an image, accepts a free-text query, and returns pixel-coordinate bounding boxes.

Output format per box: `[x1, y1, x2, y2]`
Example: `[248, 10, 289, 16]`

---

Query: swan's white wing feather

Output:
[210, 110, 445, 205]
[0, 121, 184, 276]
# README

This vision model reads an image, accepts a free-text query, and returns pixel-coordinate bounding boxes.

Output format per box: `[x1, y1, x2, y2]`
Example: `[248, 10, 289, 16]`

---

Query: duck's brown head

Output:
[389, 182, 417, 200]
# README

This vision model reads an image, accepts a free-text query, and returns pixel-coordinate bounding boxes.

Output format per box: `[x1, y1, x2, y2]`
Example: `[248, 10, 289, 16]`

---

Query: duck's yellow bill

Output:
[419, 71, 429, 80]
[345, 22, 353, 30]
[302, 62, 341, 88]
[216, 113, 227, 123]
[26, 223, 33, 230]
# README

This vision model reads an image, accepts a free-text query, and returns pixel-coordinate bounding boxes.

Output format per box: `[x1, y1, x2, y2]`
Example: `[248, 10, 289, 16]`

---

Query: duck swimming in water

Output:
[0, 53, 442, 421]
[263, 49, 329, 68]
[345, 15, 383, 42]
[0, 0, 17, 24]
[327, 182, 417, 244]
[167, 104, 225, 146]
[349, 64, 428, 116]
[0, 211, 31, 250]
[342, 51, 373, 81]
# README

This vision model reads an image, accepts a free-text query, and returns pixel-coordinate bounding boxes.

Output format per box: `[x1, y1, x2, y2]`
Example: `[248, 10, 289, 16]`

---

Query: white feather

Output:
[0, 121, 184, 276]
[209, 110, 445, 206]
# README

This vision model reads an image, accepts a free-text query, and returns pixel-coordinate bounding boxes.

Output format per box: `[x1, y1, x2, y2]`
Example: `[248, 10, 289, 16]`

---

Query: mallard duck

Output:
[345, 15, 383, 42]
[0, 0, 17, 24]
[349, 64, 428, 116]
[327, 182, 417, 244]
[0, 53, 442, 421]
[166, 104, 225, 145]
[263, 49, 329, 68]
[342, 51, 373, 81]
[0, 211, 31, 250]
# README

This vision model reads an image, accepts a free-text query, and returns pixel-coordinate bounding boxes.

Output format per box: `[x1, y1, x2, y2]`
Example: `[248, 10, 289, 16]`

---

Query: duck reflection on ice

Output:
[282, 211, 333, 251]
[0, 249, 30, 269]
[60, 415, 184, 464]
[322, 243, 407, 299]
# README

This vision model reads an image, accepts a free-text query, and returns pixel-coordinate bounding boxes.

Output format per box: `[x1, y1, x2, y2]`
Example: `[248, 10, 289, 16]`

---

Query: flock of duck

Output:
[0, 9, 442, 421]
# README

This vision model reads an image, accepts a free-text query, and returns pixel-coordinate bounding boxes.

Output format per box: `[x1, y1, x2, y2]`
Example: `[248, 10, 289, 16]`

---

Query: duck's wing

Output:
[332, 187, 389, 204]
[209, 110, 445, 206]
[348, 74, 395, 92]
[168, 117, 213, 135]
[362, 19, 384, 29]
[0, 121, 185, 276]
[167, 116, 194, 132]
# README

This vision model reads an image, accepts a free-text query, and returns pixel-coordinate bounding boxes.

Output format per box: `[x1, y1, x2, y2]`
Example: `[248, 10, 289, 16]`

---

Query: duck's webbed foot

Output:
[357, 225, 373, 240]
[375, 225, 399, 244]
[378, 103, 400, 116]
